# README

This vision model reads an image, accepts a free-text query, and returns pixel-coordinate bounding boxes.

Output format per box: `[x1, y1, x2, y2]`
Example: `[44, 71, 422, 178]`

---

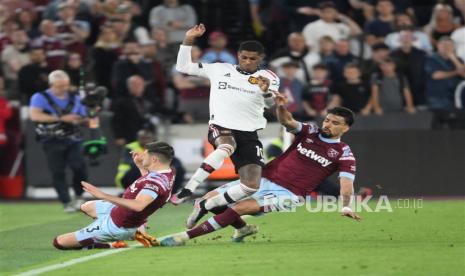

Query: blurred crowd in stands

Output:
[1, 0, 465, 149]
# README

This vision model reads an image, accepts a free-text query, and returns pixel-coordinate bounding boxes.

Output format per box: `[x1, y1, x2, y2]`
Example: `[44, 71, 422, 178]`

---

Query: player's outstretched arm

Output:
[182, 24, 206, 46]
[339, 177, 361, 221]
[81, 181, 155, 212]
[275, 93, 300, 131]
[176, 24, 209, 77]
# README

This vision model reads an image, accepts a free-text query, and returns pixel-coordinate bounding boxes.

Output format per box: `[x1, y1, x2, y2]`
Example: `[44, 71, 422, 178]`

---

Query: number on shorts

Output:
[255, 145, 264, 157]
[86, 226, 100, 233]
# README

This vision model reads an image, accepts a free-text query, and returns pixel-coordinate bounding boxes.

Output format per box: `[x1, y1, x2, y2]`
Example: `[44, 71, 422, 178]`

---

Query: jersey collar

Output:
[318, 133, 340, 144]
[235, 65, 257, 75]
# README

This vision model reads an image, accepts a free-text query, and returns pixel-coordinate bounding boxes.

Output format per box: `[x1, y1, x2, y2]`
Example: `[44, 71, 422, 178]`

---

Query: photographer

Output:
[29, 70, 88, 213]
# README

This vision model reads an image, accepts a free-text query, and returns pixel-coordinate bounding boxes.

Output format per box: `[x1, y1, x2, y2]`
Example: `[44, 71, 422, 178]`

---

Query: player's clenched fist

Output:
[185, 23, 206, 38]
[274, 92, 288, 106]
[257, 76, 270, 92]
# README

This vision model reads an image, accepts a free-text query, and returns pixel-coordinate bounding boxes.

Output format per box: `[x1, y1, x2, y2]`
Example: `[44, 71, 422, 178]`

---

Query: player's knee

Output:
[216, 137, 236, 152]
[217, 143, 236, 156]
[80, 201, 95, 217]
[239, 165, 262, 189]
[53, 236, 69, 250]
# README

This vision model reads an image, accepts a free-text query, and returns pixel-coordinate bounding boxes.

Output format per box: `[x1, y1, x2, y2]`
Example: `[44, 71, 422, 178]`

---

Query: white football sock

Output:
[184, 144, 234, 192]
[204, 183, 257, 210]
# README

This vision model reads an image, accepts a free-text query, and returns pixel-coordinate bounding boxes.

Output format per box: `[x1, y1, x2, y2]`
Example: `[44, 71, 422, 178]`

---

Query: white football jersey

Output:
[176, 45, 280, 131]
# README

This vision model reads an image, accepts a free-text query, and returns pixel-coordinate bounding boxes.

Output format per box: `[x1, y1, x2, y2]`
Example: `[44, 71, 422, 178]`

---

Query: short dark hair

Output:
[238, 40, 265, 54]
[319, 1, 336, 10]
[344, 62, 360, 70]
[145, 141, 174, 163]
[313, 63, 328, 71]
[381, 57, 395, 64]
[328, 107, 355, 126]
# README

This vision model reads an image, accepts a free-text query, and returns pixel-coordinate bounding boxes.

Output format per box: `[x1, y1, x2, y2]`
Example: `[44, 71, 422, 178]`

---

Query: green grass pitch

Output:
[1, 200, 464, 275]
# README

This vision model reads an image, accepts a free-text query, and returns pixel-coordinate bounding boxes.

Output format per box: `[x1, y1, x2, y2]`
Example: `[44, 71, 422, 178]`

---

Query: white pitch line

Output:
[16, 247, 134, 276]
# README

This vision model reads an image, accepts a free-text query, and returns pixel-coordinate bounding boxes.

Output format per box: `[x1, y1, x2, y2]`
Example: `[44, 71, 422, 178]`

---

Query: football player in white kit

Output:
[171, 24, 280, 228]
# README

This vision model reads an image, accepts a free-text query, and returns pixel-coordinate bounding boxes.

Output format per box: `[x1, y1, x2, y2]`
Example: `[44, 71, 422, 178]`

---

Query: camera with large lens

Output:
[80, 83, 108, 166]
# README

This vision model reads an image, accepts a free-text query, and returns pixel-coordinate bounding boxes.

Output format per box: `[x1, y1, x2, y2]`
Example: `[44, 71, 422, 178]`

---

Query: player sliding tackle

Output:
[52, 142, 175, 250]
[160, 95, 361, 246]
[171, 23, 280, 228]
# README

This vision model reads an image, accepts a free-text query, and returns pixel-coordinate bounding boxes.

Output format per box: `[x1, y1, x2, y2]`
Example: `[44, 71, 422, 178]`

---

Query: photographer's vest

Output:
[35, 91, 80, 140]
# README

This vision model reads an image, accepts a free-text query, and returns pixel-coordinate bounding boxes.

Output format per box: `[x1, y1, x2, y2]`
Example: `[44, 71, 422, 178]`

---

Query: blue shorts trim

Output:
[215, 178, 301, 213]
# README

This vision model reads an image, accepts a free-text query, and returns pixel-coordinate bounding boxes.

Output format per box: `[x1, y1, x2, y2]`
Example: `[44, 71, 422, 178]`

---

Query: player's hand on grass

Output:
[185, 23, 206, 38]
[341, 209, 362, 221]
[257, 76, 270, 92]
[81, 181, 107, 200]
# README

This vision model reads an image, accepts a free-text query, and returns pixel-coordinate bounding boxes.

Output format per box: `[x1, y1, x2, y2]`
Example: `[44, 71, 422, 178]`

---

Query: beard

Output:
[320, 131, 333, 138]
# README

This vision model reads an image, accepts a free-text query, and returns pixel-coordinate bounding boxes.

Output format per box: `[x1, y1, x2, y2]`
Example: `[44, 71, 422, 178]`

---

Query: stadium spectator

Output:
[150, 27, 178, 78]
[0, 5, 13, 52]
[92, 25, 121, 97]
[200, 31, 236, 64]
[172, 45, 210, 122]
[111, 75, 157, 146]
[451, 26, 465, 62]
[0, 0, 35, 15]
[364, 0, 395, 46]
[248, 0, 289, 54]
[29, 70, 88, 212]
[302, 1, 361, 53]
[141, 41, 168, 107]
[111, 41, 154, 98]
[43, 0, 92, 22]
[283, 1, 326, 31]
[318, 35, 336, 61]
[54, 2, 90, 59]
[390, 30, 427, 106]
[63, 52, 83, 92]
[332, 63, 372, 114]
[1, 29, 30, 99]
[108, 4, 150, 45]
[324, 39, 357, 82]
[371, 57, 416, 114]
[18, 47, 50, 103]
[424, 36, 465, 111]
[424, 4, 458, 48]
[16, 7, 40, 39]
[270, 32, 320, 84]
[148, 0, 197, 44]
[360, 42, 390, 81]
[301, 63, 333, 119]
[32, 20, 67, 70]
[384, 13, 432, 52]
[277, 61, 305, 120]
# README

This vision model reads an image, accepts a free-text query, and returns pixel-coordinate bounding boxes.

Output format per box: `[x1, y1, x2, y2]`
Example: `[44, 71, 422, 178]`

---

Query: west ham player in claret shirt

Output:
[171, 24, 281, 229]
[160, 94, 361, 246]
[52, 142, 175, 250]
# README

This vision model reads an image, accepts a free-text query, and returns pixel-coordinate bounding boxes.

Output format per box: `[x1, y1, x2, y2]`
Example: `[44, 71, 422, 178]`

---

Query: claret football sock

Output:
[187, 208, 242, 239]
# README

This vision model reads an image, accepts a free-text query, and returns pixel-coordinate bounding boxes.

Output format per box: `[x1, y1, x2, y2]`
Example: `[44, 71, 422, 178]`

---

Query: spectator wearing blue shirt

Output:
[424, 37, 465, 110]
[364, 0, 395, 46]
[29, 70, 88, 213]
[200, 31, 237, 64]
[324, 39, 357, 83]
